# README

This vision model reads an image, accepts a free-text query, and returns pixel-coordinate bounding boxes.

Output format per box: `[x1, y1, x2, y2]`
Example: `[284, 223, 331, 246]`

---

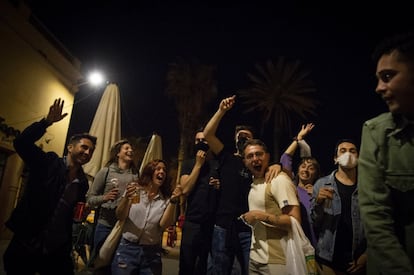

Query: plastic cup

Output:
[324, 188, 334, 208]
[131, 183, 140, 204]
[74, 202, 86, 222]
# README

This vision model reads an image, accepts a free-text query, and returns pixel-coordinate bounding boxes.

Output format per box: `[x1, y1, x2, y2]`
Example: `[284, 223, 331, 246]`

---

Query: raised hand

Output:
[46, 98, 68, 125]
[297, 123, 315, 140]
[219, 95, 236, 112]
[195, 150, 207, 168]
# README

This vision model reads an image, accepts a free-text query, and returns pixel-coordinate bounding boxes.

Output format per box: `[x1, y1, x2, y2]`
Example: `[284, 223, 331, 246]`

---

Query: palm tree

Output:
[239, 57, 318, 161]
[166, 57, 217, 190]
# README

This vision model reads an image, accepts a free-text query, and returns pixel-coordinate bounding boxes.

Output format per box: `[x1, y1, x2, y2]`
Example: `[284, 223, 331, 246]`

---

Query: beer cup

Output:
[130, 182, 140, 204]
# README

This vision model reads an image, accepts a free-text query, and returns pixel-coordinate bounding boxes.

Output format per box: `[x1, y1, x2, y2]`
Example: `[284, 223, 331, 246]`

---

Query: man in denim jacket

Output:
[359, 32, 414, 275]
[311, 139, 367, 274]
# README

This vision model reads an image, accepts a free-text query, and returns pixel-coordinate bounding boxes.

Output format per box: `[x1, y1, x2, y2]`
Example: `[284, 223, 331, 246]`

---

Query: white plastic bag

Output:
[281, 216, 317, 275]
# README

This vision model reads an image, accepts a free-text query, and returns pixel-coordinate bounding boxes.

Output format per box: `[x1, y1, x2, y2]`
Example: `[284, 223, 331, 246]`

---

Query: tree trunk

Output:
[176, 130, 187, 216]
[272, 113, 282, 162]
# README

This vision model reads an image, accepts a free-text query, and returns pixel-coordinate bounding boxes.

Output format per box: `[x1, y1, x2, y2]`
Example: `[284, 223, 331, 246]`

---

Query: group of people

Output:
[184, 94, 364, 275]
[2, 32, 414, 275]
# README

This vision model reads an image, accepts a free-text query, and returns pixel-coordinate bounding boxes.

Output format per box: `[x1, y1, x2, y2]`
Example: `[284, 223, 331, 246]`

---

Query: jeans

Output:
[93, 222, 112, 250]
[111, 238, 162, 275]
[211, 225, 251, 275]
[89, 222, 112, 269]
[179, 220, 213, 275]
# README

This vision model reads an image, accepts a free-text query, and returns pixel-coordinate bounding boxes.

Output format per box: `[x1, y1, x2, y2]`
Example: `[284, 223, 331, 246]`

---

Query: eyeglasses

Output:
[244, 151, 265, 161]
[195, 138, 207, 143]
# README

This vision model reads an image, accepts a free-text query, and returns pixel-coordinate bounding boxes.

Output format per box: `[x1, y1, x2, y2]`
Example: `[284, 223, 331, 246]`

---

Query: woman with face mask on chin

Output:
[310, 139, 367, 275]
[279, 123, 320, 247]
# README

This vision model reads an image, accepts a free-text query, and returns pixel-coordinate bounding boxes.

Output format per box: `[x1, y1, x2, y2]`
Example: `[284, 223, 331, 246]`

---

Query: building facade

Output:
[0, 0, 83, 240]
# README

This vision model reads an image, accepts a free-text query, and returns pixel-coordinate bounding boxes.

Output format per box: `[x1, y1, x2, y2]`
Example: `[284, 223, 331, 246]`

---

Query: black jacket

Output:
[6, 119, 88, 254]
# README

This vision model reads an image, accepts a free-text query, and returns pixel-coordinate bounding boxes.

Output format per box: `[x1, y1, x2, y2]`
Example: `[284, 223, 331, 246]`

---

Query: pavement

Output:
[0, 240, 180, 275]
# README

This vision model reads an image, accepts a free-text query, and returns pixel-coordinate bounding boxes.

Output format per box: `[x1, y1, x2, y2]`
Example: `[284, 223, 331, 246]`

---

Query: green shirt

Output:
[359, 112, 414, 275]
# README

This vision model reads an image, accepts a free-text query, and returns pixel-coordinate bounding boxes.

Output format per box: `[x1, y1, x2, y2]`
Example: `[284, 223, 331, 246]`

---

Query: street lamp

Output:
[88, 71, 105, 86]
[66, 70, 107, 149]
[74, 71, 106, 91]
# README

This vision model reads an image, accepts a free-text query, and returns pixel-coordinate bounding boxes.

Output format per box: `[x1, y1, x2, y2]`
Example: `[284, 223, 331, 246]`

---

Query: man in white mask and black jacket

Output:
[310, 139, 367, 275]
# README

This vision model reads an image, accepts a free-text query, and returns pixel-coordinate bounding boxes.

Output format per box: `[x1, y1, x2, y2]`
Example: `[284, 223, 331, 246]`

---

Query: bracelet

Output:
[169, 197, 179, 204]
[293, 136, 302, 143]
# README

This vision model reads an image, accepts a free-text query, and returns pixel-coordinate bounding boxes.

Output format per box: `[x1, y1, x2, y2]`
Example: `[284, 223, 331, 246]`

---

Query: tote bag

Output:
[93, 219, 125, 269]
[282, 216, 318, 275]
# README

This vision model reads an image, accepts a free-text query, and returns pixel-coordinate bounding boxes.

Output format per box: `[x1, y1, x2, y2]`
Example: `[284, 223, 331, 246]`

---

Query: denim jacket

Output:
[310, 170, 365, 262]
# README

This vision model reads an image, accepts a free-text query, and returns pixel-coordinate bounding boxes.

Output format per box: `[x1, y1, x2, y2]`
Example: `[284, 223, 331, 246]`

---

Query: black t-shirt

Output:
[181, 158, 219, 223]
[214, 149, 252, 231]
[332, 177, 357, 271]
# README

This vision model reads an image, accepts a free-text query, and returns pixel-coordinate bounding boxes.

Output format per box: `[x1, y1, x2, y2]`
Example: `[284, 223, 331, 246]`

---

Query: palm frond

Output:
[240, 57, 318, 135]
[165, 57, 218, 160]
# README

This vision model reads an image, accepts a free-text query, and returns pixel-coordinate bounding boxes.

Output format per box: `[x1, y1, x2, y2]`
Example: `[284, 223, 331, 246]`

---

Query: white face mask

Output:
[336, 152, 358, 168]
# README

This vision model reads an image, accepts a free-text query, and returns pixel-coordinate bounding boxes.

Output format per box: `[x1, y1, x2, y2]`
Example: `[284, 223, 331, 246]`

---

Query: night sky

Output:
[28, 1, 413, 174]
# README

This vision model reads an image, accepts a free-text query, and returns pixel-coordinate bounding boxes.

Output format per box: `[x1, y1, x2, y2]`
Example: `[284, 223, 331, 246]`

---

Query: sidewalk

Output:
[0, 240, 179, 275]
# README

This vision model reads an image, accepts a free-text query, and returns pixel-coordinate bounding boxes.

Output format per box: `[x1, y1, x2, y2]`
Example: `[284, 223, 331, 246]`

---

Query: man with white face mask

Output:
[310, 139, 367, 275]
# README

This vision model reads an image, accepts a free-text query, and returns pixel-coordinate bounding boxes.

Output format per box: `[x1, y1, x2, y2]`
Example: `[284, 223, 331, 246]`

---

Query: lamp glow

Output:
[88, 71, 105, 86]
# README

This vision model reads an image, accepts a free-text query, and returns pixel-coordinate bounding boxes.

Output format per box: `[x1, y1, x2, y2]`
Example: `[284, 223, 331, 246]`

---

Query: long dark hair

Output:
[139, 159, 172, 198]
[105, 139, 138, 174]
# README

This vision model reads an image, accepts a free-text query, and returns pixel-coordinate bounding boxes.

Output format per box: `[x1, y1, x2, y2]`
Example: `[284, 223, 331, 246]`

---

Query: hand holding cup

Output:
[104, 178, 120, 202]
[126, 182, 141, 204]
[320, 187, 334, 208]
[316, 187, 334, 206]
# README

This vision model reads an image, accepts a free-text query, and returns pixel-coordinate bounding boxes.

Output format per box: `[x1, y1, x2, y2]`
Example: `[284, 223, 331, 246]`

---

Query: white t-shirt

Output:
[248, 172, 299, 264]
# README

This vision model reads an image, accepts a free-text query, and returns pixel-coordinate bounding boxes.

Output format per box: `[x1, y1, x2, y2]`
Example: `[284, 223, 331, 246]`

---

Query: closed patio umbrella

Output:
[83, 83, 121, 178]
[139, 133, 162, 175]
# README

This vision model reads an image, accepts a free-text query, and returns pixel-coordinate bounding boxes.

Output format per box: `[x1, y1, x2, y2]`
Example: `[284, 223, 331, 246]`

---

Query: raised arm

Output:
[14, 98, 69, 166]
[286, 123, 314, 157]
[180, 152, 206, 195]
[45, 98, 68, 126]
[160, 185, 183, 230]
[203, 95, 236, 155]
[266, 123, 315, 183]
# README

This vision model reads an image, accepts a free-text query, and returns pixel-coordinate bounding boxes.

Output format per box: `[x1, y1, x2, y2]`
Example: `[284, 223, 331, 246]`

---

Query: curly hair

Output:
[297, 156, 321, 183]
